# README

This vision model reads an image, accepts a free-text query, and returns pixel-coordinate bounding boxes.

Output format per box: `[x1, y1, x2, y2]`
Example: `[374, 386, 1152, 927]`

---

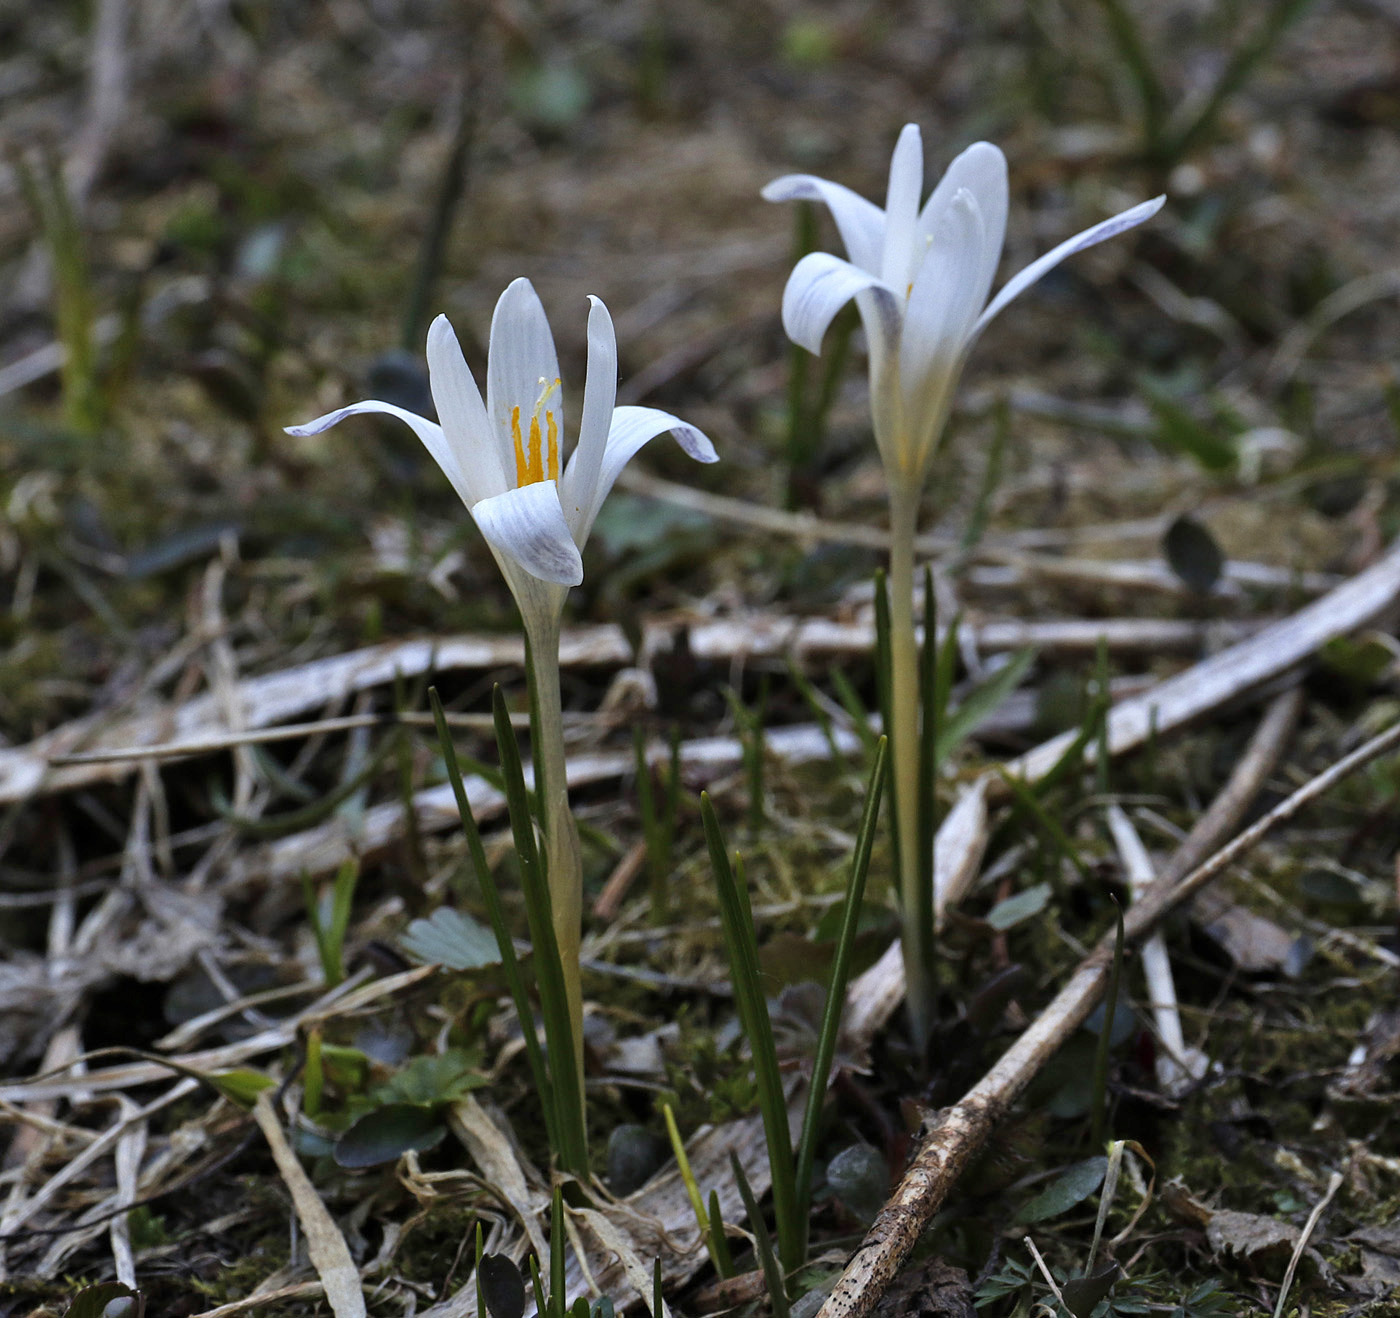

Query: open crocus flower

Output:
[286, 277, 717, 623]
[763, 125, 1164, 485]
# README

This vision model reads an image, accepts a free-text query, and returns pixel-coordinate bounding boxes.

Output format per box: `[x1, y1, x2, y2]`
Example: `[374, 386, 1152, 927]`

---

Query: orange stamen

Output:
[510, 379, 564, 488]
[527, 413, 544, 484]
[511, 405, 528, 486]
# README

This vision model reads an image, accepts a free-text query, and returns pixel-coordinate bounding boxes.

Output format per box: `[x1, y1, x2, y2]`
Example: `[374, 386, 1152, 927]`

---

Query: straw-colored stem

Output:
[887, 487, 932, 1045]
[524, 612, 586, 1102]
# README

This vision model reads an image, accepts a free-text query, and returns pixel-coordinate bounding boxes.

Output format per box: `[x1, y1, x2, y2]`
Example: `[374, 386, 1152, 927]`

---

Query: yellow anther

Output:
[511, 405, 529, 486]
[511, 379, 563, 488]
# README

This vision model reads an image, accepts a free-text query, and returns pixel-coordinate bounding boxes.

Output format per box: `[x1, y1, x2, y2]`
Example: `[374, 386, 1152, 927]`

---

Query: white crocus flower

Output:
[763, 124, 1164, 486]
[287, 276, 717, 630]
[287, 277, 716, 1129]
[764, 126, 1163, 1047]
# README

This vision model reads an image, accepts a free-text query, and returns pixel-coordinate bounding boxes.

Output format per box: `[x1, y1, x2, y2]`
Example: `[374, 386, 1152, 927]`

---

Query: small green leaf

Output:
[1143, 386, 1236, 471]
[1320, 635, 1395, 689]
[1299, 868, 1368, 908]
[1060, 1263, 1120, 1318]
[1018, 1156, 1109, 1223]
[379, 1050, 486, 1106]
[208, 1068, 276, 1108]
[1163, 513, 1225, 593]
[478, 1253, 527, 1318]
[334, 1103, 446, 1168]
[985, 883, 1053, 931]
[64, 1285, 144, 1318]
[400, 907, 501, 971]
[825, 1143, 888, 1224]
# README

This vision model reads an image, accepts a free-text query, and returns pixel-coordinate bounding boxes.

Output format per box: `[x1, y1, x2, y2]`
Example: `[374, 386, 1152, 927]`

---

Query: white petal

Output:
[899, 190, 984, 472]
[973, 195, 1165, 337]
[487, 277, 564, 476]
[781, 252, 900, 357]
[917, 141, 1008, 313]
[285, 399, 474, 509]
[902, 189, 985, 375]
[761, 174, 885, 275]
[560, 296, 618, 543]
[575, 405, 717, 543]
[470, 481, 583, 587]
[426, 315, 507, 504]
[881, 124, 924, 291]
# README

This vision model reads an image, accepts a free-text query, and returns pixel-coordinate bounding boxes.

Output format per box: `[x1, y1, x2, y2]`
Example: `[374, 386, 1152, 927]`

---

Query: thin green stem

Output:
[524, 614, 586, 1112]
[887, 488, 933, 1046]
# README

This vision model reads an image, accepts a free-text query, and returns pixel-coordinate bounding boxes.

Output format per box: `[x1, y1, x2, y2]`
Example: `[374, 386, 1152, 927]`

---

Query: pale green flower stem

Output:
[887, 485, 933, 1048]
[523, 614, 587, 1110]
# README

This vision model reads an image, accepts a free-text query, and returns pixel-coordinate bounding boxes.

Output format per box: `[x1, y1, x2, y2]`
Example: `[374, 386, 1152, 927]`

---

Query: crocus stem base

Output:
[888, 487, 934, 1049]
[525, 616, 587, 1115]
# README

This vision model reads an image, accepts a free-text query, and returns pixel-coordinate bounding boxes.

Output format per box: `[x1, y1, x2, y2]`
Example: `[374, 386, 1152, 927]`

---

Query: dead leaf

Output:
[871, 1258, 976, 1318]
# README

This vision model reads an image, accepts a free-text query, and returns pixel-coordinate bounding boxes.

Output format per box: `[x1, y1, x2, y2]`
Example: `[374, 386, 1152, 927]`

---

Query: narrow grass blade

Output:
[1164, 0, 1315, 164]
[831, 668, 878, 757]
[729, 1153, 790, 1318]
[303, 1028, 324, 1119]
[786, 657, 842, 762]
[995, 768, 1093, 885]
[475, 1221, 485, 1318]
[429, 688, 560, 1163]
[932, 609, 960, 729]
[872, 569, 901, 873]
[957, 396, 1009, 559]
[550, 1184, 566, 1314]
[1090, 0, 1168, 153]
[934, 647, 1036, 769]
[794, 737, 888, 1259]
[662, 1103, 725, 1277]
[700, 794, 800, 1276]
[491, 685, 587, 1174]
[707, 1189, 734, 1279]
[634, 726, 667, 920]
[1090, 898, 1126, 1151]
[529, 1255, 548, 1318]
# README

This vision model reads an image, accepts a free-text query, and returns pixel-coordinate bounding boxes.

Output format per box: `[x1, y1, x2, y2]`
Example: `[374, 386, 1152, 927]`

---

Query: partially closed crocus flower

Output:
[287, 277, 717, 623]
[763, 125, 1163, 486]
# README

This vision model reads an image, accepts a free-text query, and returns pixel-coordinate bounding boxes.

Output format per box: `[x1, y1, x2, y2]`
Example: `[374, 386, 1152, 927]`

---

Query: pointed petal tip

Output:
[674, 423, 719, 464]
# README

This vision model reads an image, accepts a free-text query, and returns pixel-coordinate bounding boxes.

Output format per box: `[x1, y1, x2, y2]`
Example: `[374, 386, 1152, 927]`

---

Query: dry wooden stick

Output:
[819, 688, 1317, 1318]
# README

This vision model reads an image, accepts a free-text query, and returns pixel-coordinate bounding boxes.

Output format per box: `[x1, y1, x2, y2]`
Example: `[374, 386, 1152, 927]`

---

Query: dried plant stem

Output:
[1272, 1170, 1342, 1318]
[819, 687, 1318, 1318]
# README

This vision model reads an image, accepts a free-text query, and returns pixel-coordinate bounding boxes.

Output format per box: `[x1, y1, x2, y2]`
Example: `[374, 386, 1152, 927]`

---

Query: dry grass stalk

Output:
[252, 1090, 367, 1318]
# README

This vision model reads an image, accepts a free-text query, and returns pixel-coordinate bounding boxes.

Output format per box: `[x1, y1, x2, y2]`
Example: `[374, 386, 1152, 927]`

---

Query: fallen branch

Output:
[8, 613, 1250, 805]
[817, 689, 1400, 1318]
